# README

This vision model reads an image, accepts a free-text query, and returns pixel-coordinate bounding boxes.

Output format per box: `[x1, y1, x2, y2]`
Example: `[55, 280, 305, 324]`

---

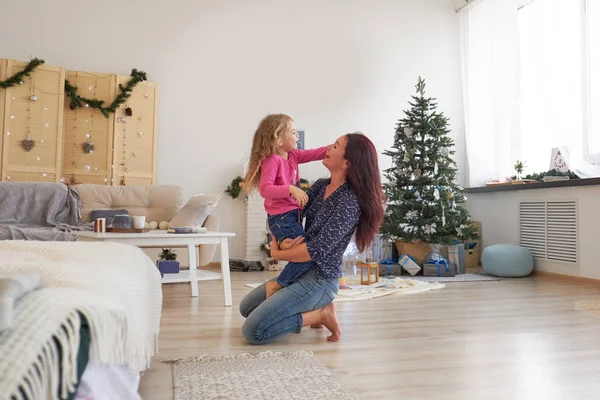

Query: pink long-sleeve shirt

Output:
[259, 146, 328, 215]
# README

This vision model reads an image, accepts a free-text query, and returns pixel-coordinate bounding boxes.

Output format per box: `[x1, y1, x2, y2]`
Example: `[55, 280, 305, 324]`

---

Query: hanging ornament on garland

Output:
[434, 162, 438, 174]
[442, 206, 446, 226]
[119, 116, 127, 123]
[21, 136, 35, 152]
[82, 136, 95, 154]
[125, 107, 133, 117]
[434, 186, 440, 200]
[403, 152, 410, 162]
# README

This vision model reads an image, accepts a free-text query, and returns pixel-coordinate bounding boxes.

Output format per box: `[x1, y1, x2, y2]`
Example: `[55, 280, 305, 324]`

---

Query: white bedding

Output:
[0, 240, 162, 400]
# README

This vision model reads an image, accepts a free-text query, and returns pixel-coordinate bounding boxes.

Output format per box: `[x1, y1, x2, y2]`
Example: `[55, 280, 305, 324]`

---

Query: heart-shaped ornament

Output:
[21, 139, 35, 152]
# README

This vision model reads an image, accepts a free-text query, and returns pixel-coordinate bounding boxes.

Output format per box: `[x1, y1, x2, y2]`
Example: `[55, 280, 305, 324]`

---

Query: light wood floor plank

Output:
[138, 269, 600, 400]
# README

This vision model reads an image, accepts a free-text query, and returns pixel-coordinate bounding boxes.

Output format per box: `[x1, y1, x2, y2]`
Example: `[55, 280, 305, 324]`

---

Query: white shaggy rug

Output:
[164, 350, 356, 400]
[245, 277, 444, 302]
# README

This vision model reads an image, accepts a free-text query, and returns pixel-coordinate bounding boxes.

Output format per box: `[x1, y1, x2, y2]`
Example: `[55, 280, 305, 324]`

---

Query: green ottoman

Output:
[481, 244, 534, 277]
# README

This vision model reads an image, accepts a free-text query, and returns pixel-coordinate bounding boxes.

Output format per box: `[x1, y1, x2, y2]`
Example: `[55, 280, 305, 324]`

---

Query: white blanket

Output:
[0, 241, 162, 400]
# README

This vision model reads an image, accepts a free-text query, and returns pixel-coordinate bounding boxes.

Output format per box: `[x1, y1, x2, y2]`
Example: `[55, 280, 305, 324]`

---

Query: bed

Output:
[0, 240, 162, 400]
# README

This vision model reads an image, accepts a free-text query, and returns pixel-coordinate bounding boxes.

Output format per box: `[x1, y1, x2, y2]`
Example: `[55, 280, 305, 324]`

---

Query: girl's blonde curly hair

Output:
[242, 114, 294, 193]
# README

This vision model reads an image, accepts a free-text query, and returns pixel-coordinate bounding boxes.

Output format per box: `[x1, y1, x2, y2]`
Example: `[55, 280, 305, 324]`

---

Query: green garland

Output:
[0, 57, 147, 118]
[511, 169, 579, 181]
[0, 58, 45, 89]
[64, 68, 148, 117]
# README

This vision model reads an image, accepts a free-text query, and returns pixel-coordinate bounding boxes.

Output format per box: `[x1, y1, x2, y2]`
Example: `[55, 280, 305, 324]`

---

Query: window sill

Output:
[466, 177, 600, 194]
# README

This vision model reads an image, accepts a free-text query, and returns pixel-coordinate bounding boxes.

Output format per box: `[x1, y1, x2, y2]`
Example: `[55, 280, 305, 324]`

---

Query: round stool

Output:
[481, 244, 534, 277]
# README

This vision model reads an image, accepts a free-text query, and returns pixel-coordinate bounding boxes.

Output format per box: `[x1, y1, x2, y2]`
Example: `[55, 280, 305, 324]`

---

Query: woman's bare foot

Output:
[320, 302, 341, 342]
[265, 281, 282, 299]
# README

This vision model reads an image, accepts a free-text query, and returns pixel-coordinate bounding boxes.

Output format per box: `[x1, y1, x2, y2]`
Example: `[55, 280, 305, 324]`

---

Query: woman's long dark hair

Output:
[345, 133, 385, 252]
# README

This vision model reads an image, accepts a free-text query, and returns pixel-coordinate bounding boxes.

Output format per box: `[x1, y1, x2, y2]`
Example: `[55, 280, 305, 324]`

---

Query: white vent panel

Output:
[546, 201, 578, 263]
[519, 201, 547, 259]
[519, 200, 578, 264]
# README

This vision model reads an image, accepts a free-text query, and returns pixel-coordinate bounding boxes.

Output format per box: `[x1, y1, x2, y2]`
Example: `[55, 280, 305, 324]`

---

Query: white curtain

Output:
[518, 0, 584, 174]
[460, 0, 520, 187]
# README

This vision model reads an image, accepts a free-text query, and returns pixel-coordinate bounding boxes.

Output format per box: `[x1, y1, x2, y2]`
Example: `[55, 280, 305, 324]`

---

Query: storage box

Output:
[423, 261, 456, 277]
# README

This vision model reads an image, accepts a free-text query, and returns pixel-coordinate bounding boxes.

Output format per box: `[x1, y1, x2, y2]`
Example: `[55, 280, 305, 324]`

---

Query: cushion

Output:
[169, 194, 220, 229]
[0, 272, 44, 332]
[481, 244, 534, 277]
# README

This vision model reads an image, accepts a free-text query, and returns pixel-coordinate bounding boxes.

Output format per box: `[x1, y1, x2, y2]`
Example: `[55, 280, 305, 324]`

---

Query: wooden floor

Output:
[138, 268, 600, 400]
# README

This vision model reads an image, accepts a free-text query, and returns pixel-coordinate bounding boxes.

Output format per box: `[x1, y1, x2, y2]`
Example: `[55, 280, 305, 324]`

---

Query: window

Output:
[518, 0, 600, 172]
[589, 0, 600, 158]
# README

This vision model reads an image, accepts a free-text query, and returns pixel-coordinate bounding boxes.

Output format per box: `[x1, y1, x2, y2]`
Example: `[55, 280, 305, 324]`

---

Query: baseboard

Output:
[533, 270, 600, 284]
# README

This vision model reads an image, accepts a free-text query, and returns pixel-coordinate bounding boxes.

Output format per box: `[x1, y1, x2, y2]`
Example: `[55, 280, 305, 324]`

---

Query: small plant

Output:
[159, 248, 177, 261]
[514, 160, 525, 179]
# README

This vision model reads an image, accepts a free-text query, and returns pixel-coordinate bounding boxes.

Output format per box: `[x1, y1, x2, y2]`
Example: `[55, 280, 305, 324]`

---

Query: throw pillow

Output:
[0, 272, 44, 332]
[169, 194, 220, 230]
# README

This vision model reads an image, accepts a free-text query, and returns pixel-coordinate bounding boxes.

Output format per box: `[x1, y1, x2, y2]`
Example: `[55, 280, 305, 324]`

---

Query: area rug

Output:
[164, 350, 356, 400]
[574, 300, 600, 316]
[402, 273, 502, 283]
[245, 277, 444, 302]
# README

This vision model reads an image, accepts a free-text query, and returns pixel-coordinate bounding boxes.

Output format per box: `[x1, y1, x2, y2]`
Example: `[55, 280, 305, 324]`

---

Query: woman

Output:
[240, 133, 385, 344]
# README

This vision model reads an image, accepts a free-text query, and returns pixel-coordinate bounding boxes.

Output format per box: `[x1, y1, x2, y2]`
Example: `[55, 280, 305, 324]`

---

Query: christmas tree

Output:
[380, 77, 477, 245]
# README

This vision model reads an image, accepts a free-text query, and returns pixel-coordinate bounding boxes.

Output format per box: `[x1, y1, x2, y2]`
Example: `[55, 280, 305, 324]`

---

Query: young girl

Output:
[243, 114, 327, 298]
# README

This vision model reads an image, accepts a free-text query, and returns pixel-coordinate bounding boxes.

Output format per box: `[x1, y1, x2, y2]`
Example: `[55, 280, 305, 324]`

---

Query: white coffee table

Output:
[75, 230, 235, 306]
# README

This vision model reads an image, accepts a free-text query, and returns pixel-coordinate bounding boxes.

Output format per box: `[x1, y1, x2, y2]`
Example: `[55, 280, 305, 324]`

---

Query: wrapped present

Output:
[448, 244, 466, 274]
[378, 262, 403, 277]
[399, 254, 421, 276]
[423, 258, 456, 277]
[435, 243, 466, 275]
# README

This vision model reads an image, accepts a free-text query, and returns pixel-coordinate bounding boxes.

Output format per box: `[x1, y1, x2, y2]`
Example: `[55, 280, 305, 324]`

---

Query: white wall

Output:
[0, 0, 465, 259]
[466, 186, 600, 279]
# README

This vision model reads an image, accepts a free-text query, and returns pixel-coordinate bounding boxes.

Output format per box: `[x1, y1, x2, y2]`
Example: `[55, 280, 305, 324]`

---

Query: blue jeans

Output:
[267, 210, 314, 287]
[240, 268, 339, 344]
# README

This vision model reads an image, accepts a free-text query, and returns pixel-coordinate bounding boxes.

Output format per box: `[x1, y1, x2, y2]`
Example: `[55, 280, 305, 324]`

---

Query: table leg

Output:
[220, 237, 232, 307]
[188, 244, 198, 297]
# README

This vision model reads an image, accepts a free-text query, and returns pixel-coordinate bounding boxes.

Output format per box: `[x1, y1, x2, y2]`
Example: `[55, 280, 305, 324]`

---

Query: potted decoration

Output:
[157, 248, 180, 274]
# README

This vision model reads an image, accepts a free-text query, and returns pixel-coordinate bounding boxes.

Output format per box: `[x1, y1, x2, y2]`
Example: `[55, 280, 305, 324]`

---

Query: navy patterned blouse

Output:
[303, 178, 361, 279]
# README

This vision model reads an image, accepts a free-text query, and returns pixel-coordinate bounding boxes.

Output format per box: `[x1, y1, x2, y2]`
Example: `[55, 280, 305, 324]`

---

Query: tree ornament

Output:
[30, 95, 38, 101]
[434, 162, 438, 174]
[413, 168, 422, 178]
[403, 152, 410, 162]
[404, 126, 413, 137]
[434, 187, 440, 200]
[125, 107, 133, 117]
[119, 116, 127, 123]
[447, 192, 453, 199]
